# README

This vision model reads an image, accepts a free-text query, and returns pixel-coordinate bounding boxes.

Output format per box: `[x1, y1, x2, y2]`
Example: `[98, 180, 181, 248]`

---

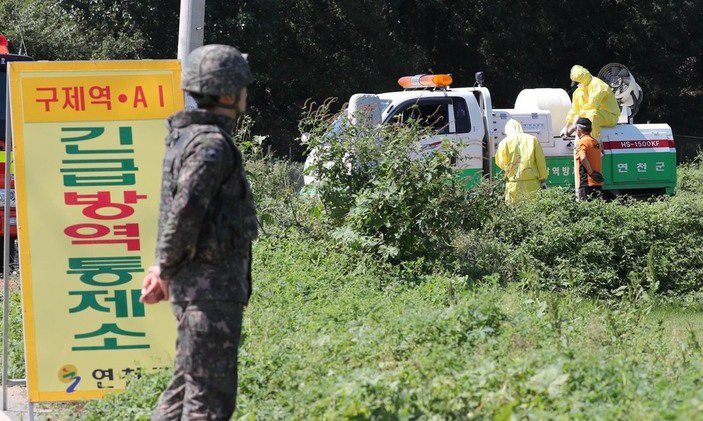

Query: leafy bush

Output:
[676, 154, 703, 195]
[451, 186, 703, 297]
[301, 104, 494, 262]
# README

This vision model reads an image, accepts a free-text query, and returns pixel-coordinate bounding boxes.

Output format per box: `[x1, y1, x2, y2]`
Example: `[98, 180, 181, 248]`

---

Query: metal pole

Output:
[178, 0, 206, 61]
[28, 401, 34, 421]
[178, 0, 206, 109]
[2, 64, 12, 412]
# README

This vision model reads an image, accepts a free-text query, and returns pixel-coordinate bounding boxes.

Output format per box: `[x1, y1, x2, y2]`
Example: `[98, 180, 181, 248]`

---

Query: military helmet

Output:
[181, 44, 253, 96]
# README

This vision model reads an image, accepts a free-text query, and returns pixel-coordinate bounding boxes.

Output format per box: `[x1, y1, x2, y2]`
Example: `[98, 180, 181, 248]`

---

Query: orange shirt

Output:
[576, 134, 602, 187]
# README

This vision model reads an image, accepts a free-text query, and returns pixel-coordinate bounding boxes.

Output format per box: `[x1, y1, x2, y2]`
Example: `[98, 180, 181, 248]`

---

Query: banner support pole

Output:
[2, 64, 13, 412]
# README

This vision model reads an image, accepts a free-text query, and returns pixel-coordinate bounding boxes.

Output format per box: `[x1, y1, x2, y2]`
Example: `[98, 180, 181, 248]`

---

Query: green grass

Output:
[80, 235, 703, 419]
[0, 282, 26, 381]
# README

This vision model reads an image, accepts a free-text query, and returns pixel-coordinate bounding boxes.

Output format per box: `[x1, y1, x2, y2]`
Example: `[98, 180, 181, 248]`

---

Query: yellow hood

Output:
[570, 65, 593, 85]
[504, 119, 524, 136]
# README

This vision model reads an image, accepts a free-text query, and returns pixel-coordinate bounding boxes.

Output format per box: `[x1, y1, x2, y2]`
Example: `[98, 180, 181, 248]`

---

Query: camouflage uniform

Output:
[152, 45, 257, 421]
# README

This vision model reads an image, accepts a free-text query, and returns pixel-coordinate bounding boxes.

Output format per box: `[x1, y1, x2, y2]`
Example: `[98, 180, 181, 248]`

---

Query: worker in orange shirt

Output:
[574, 117, 605, 201]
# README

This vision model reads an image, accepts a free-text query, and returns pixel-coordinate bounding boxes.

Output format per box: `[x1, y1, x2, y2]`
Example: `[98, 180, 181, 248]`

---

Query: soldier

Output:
[139, 44, 258, 420]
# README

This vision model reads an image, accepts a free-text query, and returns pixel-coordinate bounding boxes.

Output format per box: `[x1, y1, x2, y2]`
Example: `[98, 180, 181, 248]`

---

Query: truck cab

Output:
[378, 88, 487, 185]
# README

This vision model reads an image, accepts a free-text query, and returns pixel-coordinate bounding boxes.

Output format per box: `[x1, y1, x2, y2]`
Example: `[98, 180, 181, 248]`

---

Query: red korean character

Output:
[64, 223, 140, 251]
[62, 87, 86, 111]
[88, 86, 112, 110]
[64, 191, 147, 220]
[35, 87, 59, 111]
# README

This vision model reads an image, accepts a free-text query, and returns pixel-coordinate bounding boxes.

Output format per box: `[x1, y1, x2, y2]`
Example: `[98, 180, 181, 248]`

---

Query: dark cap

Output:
[576, 117, 592, 129]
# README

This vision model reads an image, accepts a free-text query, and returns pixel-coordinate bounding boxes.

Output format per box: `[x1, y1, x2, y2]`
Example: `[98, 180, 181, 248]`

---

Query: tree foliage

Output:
[0, 0, 701, 157]
[0, 0, 145, 60]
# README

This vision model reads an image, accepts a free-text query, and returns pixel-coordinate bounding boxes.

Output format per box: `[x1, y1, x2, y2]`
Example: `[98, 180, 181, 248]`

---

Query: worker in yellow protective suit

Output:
[560, 65, 620, 140]
[495, 119, 548, 204]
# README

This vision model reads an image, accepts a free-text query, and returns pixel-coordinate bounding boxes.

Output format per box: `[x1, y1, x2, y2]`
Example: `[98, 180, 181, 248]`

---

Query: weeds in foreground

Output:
[82, 236, 703, 419]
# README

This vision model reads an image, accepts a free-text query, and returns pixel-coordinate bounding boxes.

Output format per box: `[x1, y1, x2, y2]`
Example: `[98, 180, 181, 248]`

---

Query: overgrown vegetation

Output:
[302, 112, 703, 296]
[75, 116, 703, 419]
[301, 104, 491, 263]
[82, 236, 703, 419]
[0, 1, 701, 417]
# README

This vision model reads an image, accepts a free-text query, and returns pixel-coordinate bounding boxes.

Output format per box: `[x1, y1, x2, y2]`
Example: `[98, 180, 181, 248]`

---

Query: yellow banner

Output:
[9, 61, 183, 402]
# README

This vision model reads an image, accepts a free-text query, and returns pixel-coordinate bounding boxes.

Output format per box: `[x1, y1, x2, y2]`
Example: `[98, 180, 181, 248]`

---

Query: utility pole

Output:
[178, 0, 206, 61]
[178, 0, 205, 109]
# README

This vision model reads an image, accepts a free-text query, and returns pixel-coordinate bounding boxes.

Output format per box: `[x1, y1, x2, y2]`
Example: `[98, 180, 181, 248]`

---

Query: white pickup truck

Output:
[306, 71, 677, 196]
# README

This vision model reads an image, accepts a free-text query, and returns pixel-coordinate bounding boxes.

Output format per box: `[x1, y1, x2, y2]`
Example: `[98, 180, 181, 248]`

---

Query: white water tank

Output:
[514, 88, 572, 136]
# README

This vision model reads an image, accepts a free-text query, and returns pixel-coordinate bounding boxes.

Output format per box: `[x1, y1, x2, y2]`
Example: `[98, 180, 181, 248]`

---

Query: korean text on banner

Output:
[8, 61, 183, 402]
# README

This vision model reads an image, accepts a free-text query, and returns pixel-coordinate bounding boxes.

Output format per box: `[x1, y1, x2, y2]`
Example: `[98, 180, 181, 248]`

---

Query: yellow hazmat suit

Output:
[566, 65, 620, 139]
[495, 119, 548, 204]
